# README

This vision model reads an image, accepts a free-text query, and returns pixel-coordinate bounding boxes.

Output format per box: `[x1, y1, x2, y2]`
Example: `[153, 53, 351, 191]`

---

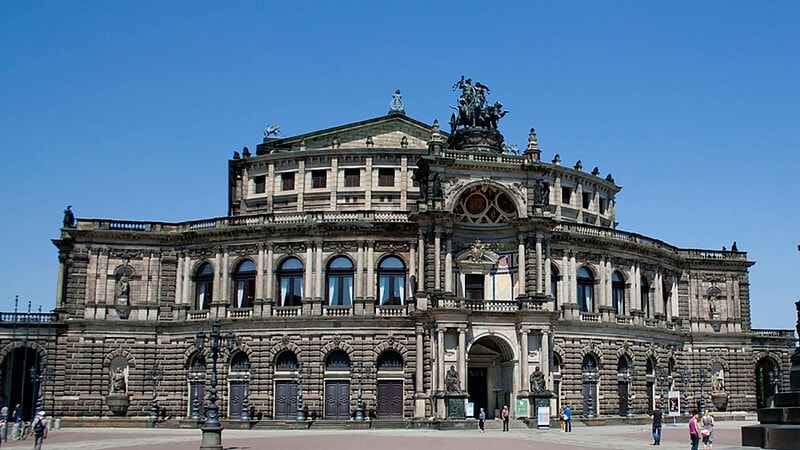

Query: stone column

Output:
[541, 330, 550, 388]
[213, 250, 222, 304]
[175, 254, 184, 307]
[55, 253, 67, 309]
[417, 232, 425, 291]
[367, 241, 375, 301]
[518, 235, 526, 296]
[520, 329, 529, 393]
[535, 235, 543, 294]
[266, 245, 274, 301]
[356, 242, 364, 300]
[305, 244, 313, 302]
[457, 328, 467, 392]
[182, 254, 191, 306]
[654, 270, 663, 316]
[409, 242, 416, 299]
[315, 240, 323, 301]
[544, 241, 552, 297]
[437, 328, 446, 392]
[434, 229, 442, 291]
[255, 244, 265, 301]
[415, 326, 426, 417]
[444, 233, 453, 293]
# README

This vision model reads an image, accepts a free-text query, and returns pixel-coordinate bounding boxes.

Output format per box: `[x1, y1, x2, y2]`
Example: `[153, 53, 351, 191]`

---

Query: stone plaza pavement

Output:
[0, 421, 755, 450]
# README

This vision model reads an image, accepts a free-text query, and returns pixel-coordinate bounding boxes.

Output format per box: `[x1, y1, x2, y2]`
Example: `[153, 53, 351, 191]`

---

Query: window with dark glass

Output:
[561, 187, 572, 204]
[577, 267, 594, 312]
[281, 172, 295, 191]
[233, 260, 256, 308]
[254, 175, 266, 194]
[326, 256, 354, 306]
[325, 350, 351, 370]
[377, 350, 404, 370]
[582, 192, 592, 208]
[277, 258, 303, 307]
[599, 198, 606, 214]
[230, 352, 250, 372]
[641, 277, 651, 317]
[194, 263, 214, 311]
[551, 265, 560, 310]
[344, 168, 360, 187]
[275, 351, 298, 371]
[311, 170, 327, 189]
[612, 271, 625, 315]
[378, 168, 395, 187]
[465, 274, 484, 300]
[377, 256, 405, 305]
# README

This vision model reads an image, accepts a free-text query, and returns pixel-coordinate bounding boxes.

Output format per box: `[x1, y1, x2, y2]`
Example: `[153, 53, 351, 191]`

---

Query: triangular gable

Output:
[257, 114, 445, 154]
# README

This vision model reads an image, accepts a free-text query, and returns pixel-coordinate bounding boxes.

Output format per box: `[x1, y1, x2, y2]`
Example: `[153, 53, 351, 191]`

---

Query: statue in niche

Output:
[445, 365, 461, 393]
[533, 180, 550, 207]
[111, 367, 127, 394]
[529, 366, 546, 393]
[118, 277, 130, 299]
[709, 293, 719, 318]
[711, 368, 725, 393]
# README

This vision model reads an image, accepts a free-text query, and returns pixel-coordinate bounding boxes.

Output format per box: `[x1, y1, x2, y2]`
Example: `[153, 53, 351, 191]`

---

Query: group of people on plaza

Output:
[0, 404, 48, 448]
[652, 407, 715, 449]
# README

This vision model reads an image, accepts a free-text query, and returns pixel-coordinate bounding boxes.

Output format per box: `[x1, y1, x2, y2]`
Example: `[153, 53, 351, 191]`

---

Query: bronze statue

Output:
[450, 76, 507, 131]
[63, 205, 75, 228]
[529, 366, 546, 393]
[445, 365, 461, 393]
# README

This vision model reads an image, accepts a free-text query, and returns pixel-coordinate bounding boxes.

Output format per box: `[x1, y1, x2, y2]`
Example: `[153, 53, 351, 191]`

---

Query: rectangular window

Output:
[378, 168, 395, 187]
[281, 172, 295, 191]
[344, 168, 360, 187]
[561, 187, 572, 204]
[254, 175, 266, 194]
[465, 274, 484, 300]
[311, 170, 327, 189]
[599, 198, 607, 214]
[582, 192, 591, 208]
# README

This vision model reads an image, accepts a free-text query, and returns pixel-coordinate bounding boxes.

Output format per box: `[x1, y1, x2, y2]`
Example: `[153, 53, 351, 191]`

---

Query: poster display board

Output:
[668, 391, 681, 417]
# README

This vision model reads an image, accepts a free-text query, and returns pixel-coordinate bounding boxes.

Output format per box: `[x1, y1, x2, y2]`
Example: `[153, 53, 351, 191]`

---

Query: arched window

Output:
[230, 352, 250, 372]
[641, 277, 651, 317]
[277, 258, 303, 307]
[618, 356, 630, 375]
[612, 271, 625, 315]
[377, 256, 405, 305]
[577, 267, 594, 312]
[275, 351, 298, 371]
[551, 265, 560, 310]
[582, 354, 598, 372]
[327, 256, 354, 306]
[194, 263, 214, 311]
[377, 350, 404, 371]
[325, 350, 351, 370]
[233, 260, 256, 308]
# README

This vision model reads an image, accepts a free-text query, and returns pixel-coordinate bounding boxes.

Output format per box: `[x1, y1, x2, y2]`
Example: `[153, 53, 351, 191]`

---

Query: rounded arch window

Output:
[277, 257, 303, 307]
[190, 354, 206, 373]
[275, 351, 298, 371]
[552, 354, 562, 374]
[377, 350, 404, 371]
[327, 256, 354, 306]
[325, 350, 351, 370]
[646, 357, 655, 376]
[378, 256, 406, 306]
[453, 185, 518, 224]
[581, 354, 598, 372]
[641, 277, 651, 317]
[577, 267, 594, 312]
[233, 259, 256, 308]
[617, 356, 631, 375]
[230, 352, 250, 372]
[194, 263, 214, 311]
[612, 271, 626, 315]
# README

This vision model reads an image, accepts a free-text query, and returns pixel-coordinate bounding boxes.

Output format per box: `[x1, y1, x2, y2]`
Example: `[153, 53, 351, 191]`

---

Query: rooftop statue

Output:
[449, 75, 508, 132]
[389, 89, 405, 115]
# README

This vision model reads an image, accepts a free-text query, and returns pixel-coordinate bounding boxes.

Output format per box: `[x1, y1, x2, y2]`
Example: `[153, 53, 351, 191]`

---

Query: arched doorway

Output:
[1, 346, 42, 422]
[376, 350, 404, 419]
[228, 352, 250, 419]
[324, 350, 351, 420]
[273, 351, 299, 420]
[467, 335, 514, 419]
[617, 356, 632, 416]
[755, 357, 778, 409]
[187, 354, 206, 421]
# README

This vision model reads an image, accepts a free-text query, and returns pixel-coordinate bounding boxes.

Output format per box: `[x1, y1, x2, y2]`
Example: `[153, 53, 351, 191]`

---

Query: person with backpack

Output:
[32, 411, 47, 450]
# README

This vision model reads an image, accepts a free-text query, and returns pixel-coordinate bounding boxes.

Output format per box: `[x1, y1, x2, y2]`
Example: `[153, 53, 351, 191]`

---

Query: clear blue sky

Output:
[1, 1, 798, 330]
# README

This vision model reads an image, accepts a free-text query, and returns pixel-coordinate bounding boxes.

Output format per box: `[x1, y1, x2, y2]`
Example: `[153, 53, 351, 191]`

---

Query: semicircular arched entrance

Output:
[467, 334, 515, 420]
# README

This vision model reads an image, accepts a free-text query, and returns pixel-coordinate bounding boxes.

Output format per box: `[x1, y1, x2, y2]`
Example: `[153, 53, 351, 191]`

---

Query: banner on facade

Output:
[668, 391, 681, 417]
[537, 406, 550, 428]
[515, 399, 528, 418]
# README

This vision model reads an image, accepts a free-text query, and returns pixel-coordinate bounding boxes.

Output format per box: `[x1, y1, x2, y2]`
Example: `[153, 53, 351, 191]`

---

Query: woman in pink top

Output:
[689, 411, 701, 450]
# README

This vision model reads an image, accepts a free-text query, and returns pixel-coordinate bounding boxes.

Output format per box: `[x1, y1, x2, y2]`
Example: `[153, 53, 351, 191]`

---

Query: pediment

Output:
[456, 239, 499, 270]
[258, 114, 441, 154]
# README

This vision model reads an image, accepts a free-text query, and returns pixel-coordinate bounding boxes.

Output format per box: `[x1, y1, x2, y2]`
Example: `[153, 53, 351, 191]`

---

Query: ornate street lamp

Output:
[195, 320, 235, 450]
[655, 366, 671, 414]
[697, 367, 707, 415]
[621, 368, 634, 419]
[29, 363, 46, 419]
[768, 367, 783, 406]
[354, 362, 374, 421]
[148, 362, 163, 426]
[680, 368, 692, 417]
[295, 363, 311, 421]
[240, 372, 251, 422]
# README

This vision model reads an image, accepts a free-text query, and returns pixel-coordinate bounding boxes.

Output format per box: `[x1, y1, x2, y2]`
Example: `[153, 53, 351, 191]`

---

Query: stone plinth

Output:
[528, 392, 553, 428]
[443, 393, 469, 420]
[106, 394, 129, 417]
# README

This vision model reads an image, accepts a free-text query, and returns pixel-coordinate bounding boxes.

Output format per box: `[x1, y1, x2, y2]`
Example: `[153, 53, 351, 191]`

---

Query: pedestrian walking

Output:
[501, 405, 509, 431]
[650, 407, 663, 445]
[10, 405, 20, 440]
[478, 407, 486, 433]
[563, 405, 572, 432]
[701, 409, 714, 450]
[32, 411, 47, 450]
[688, 410, 700, 450]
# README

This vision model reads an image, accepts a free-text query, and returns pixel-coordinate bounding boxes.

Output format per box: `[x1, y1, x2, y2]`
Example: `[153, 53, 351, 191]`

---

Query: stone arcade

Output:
[0, 81, 794, 428]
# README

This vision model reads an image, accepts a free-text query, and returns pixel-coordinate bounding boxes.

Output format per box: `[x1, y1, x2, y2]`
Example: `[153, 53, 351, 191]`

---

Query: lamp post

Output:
[148, 362, 163, 426]
[354, 362, 373, 421]
[29, 363, 46, 419]
[240, 372, 251, 422]
[195, 320, 235, 450]
[295, 363, 311, 421]
[680, 368, 691, 417]
[697, 367, 707, 415]
[621, 369, 634, 419]
[768, 367, 783, 406]
[655, 366, 671, 414]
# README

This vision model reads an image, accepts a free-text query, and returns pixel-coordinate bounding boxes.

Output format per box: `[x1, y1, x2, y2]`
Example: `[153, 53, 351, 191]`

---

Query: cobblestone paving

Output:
[0, 421, 753, 450]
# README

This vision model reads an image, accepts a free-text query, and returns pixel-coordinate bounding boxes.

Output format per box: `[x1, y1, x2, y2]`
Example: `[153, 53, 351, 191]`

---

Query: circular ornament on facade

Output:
[496, 192, 515, 214]
[465, 193, 488, 215]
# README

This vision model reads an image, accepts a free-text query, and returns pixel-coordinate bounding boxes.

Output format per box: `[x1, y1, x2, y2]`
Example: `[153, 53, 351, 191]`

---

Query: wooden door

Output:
[274, 381, 298, 420]
[618, 382, 628, 416]
[376, 380, 403, 419]
[229, 380, 245, 419]
[324, 381, 351, 420]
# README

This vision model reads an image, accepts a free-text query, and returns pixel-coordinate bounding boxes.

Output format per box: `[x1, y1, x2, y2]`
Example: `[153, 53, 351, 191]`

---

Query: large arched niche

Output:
[466, 333, 516, 419]
[448, 182, 521, 225]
